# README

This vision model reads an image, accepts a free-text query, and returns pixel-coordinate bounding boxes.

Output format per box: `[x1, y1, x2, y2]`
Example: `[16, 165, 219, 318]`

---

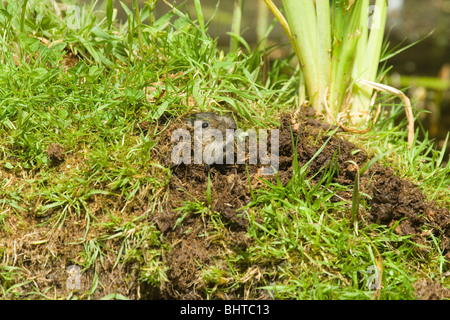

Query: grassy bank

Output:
[0, 0, 449, 299]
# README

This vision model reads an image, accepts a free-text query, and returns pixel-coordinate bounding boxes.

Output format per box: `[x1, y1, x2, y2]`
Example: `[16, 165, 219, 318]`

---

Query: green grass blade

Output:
[106, 0, 114, 30]
[193, 0, 205, 34]
[20, 0, 28, 33]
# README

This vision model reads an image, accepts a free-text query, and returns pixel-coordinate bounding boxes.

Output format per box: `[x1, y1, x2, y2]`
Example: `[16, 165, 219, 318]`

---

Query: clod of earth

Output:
[46, 143, 65, 166]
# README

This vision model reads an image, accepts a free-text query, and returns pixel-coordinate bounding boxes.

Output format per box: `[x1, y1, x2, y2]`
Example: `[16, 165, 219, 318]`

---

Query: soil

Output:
[46, 143, 65, 166]
[2, 108, 449, 299]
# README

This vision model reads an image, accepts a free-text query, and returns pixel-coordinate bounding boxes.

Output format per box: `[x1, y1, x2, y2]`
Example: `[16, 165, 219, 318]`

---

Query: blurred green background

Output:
[85, 0, 450, 152]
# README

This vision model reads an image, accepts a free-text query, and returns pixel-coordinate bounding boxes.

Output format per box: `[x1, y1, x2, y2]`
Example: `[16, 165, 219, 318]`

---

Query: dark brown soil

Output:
[148, 107, 450, 299]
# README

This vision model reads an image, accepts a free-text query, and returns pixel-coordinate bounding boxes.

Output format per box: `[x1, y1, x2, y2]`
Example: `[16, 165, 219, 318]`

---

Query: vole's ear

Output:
[184, 114, 197, 126]
[228, 117, 237, 130]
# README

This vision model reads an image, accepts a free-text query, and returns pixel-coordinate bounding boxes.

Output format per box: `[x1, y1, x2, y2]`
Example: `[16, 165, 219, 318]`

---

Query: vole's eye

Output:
[202, 122, 209, 128]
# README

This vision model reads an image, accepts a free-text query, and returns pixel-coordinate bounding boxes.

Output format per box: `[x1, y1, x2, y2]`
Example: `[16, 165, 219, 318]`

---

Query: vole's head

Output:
[184, 112, 236, 136]
[182, 112, 236, 165]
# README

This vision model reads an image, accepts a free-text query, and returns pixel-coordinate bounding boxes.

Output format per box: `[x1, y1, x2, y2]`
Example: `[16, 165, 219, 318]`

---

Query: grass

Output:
[0, 0, 449, 300]
[242, 139, 436, 299]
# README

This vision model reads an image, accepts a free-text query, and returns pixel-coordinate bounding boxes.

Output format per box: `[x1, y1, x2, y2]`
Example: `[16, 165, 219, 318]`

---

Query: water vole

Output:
[181, 112, 236, 165]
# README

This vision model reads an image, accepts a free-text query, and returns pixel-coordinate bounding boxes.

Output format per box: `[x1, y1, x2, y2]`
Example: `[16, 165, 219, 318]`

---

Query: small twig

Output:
[358, 79, 415, 148]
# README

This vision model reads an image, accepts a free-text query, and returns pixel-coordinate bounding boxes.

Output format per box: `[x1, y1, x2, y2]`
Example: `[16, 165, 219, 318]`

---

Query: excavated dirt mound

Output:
[148, 107, 450, 299]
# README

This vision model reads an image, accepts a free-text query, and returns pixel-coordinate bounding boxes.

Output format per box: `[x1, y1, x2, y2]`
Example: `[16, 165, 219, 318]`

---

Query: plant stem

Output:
[350, 0, 388, 125]
[230, 0, 243, 53]
[281, 0, 322, 111]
